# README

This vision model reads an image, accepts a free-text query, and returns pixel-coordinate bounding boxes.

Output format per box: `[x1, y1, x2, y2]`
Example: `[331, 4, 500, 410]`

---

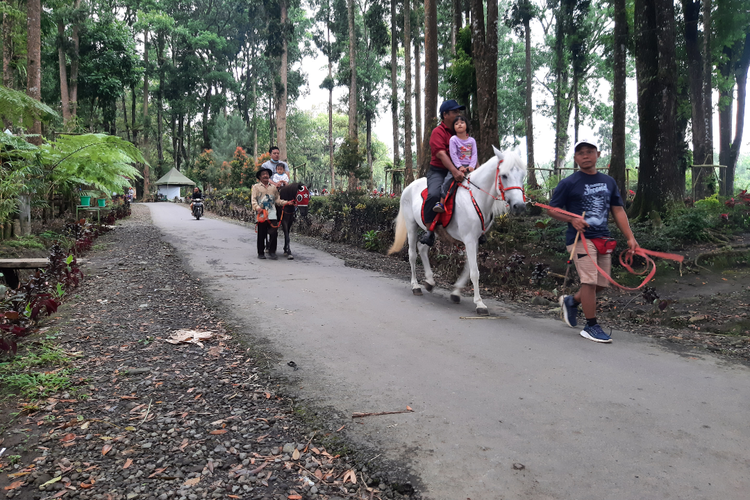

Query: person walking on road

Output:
[547, 139, 640, 343]
[251, 167, 291, 260]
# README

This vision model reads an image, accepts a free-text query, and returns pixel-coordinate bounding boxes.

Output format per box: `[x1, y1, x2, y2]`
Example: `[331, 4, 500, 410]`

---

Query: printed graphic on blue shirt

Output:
[582, 183, 610, 232]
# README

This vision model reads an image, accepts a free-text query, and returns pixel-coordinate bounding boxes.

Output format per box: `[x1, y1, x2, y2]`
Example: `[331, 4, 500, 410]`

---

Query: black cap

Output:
[256, 167, 273, 180]
[439, 99, 466, 115]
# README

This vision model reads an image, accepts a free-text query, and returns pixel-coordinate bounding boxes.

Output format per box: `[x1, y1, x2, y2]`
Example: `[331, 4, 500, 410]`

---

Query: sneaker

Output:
[433, 202, 445, 213]
[287, 253, 294, 260]
[268, 253, 278, 260]
[559, 295, 578, 328]
[580, 324, 612, 343]
[419, 231, 435, 247]
[258, 253, 266, 260]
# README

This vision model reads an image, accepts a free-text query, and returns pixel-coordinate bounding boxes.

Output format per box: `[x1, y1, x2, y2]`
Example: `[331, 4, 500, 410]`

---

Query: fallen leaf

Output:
[3, 481, 23, 491]
[406, 405, 413, 411]
[183, 477, 200, 487]
[80, 421, 90, 430]
[60, 433, 76, 442]
[292, 448, 300, 460]
[209, 429, 228, 435]
[314, 469, 323, 479]
[102, 443, 113, 456]
[343, 469, 357, 484]
[264, 392, 271, 399]
[79, 479, 95, 489]
[123, 458, 133, 469]
[228, 496, 241, 499]
[40, 476, 62, 488]
[124, 426, 136, 431]
[148, 467, 167, 478]
[288, 496, 302, 500]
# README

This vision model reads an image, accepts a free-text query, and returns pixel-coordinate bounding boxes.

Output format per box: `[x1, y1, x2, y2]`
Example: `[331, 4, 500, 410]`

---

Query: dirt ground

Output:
[0, 206, 420, 500]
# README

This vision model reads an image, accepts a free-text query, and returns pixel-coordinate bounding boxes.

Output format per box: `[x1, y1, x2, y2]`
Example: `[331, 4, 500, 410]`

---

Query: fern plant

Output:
[0, 85, 57, 129]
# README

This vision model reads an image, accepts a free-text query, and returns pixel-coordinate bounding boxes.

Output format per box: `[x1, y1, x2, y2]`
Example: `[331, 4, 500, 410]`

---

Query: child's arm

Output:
[449, 137, 462, 168]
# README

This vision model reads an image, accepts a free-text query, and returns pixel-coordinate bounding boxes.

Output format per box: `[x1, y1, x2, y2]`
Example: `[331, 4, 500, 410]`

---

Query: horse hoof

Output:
[450, 294, 461, 304]
[413, 288, 423, 296]
[477, 307, 489, 316]
[424, 282, 434, 292]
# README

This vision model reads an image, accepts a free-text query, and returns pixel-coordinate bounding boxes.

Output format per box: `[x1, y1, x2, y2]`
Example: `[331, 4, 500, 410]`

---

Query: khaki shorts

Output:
[567, 239, 611, 287]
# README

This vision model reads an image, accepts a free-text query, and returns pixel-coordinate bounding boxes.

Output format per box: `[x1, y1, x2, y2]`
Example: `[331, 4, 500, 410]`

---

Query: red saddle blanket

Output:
[421, 186, 455, 227]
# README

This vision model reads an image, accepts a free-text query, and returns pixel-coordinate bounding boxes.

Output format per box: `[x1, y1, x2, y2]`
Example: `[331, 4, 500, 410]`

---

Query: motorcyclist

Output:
[190, 187, 203, 214]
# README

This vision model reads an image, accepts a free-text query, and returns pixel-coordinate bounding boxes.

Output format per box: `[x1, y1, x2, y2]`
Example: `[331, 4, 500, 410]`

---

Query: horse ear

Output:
[492, 145, 504, 161]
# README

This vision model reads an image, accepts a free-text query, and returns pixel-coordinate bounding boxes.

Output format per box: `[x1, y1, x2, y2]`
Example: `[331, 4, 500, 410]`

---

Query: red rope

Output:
[534, 203, 684, 291]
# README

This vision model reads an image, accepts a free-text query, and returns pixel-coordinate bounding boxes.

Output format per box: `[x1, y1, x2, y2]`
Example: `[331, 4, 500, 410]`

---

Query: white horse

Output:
[388, 147, 527, 315]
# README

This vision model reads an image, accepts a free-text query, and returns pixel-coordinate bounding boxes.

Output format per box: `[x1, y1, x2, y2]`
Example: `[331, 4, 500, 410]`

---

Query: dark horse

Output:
[277, 183, 310, 260]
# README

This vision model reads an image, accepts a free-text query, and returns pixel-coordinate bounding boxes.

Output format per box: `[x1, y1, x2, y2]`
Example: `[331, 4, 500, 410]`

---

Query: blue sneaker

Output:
[559, 295, 579, 328]
[580, 324, 612, 343]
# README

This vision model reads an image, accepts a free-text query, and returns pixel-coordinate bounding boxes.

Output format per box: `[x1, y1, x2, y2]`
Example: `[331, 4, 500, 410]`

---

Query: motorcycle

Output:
[192, 200, 204, 220]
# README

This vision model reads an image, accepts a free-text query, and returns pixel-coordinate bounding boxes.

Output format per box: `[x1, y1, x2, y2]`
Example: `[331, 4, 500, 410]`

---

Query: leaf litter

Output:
[0, 205, 419, 499]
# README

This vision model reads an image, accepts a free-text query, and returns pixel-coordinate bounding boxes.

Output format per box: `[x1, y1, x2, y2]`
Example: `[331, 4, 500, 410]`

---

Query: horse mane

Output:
[279, 182, 304, 201]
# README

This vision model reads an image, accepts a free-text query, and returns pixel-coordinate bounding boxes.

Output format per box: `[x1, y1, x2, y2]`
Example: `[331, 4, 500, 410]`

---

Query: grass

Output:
[0, 339, 74, 401]
[3, 235, 46, 250]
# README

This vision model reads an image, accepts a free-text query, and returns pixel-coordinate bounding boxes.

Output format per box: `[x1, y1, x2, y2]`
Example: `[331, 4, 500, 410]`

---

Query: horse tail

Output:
[388, 207, 407, 255]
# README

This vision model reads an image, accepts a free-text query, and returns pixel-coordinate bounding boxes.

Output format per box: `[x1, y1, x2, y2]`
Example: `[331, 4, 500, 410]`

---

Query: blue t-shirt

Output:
[550, 171, 624, 245]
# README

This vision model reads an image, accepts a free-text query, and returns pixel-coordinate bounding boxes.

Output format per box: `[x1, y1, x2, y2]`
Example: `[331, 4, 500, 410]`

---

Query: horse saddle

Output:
[420, 185, 456, 227]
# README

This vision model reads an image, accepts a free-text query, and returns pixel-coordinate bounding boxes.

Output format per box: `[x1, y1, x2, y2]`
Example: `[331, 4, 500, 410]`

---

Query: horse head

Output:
[492, 146, 527, 215]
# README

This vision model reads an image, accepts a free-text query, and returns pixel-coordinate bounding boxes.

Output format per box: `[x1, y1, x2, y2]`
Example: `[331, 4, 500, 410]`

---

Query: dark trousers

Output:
[425, 166, 450, 225]
[280, 208, 295, 253]
[257, 220, 278, 255]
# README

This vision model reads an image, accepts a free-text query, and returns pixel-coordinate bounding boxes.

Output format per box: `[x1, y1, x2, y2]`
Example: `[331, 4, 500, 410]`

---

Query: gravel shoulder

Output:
[0, 205, 420, 500]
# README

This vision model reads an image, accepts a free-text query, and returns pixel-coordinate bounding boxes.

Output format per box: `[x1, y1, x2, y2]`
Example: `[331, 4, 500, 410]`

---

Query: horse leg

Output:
[418, 240, 435, 292]
[281, 215, 292, 255]
[464, 241, 488, 315]
[451, 264, 471, 304]
[407, 226, 423, 295]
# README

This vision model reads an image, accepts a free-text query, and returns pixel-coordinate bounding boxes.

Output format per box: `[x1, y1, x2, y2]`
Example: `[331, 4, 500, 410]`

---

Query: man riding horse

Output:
[420, 100, 467, 246]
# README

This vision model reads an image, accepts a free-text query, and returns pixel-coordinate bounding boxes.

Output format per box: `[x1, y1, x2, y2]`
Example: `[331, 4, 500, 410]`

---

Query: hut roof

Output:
[154, 168, 196, 186]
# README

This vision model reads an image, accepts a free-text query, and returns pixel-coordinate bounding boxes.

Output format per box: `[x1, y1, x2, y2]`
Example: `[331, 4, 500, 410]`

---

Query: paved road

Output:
[147, 202, 750, 500]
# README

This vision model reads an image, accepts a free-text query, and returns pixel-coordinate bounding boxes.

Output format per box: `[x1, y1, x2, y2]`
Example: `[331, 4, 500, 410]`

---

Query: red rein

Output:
[534, 203, 684, 291]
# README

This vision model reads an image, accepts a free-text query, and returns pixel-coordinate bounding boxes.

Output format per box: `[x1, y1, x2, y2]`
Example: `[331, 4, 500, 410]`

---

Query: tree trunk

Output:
[702, 0, 713, 167]
[390, 0, 400, 173]
[26, 0, 42, 145]
[682, 0, 709, 199]
[2, 7, 13, 89]
[367, 117, 374, 189]
[69, 0, 81, 119]
[610, 0, 628, 197]
[276, 0, 288, 160]
[347, 0, 357, 190]
[524, 16, 538, 189]
[403, 0, 414, 185]
[57, 21, 71, 124]
[142, 29, 149, 147]
[470, 0, 498, 164]
[553, 2, 570, 176]
[122, 93, 130, 142]
[419, 0, 437, 178]
[631, 0, 682, 217]
[414, 18, 422, 169]
[130, 83, 138, 143]
[451, 0, 462, 56]
[202, 84, 211, 151]
[328, 24, 335, 192]
[719, 32, 750, 196]
[157, 31, 166, 164]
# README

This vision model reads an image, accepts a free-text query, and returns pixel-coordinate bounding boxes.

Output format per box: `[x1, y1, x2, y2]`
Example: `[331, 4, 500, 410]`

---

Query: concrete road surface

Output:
[147, 202, 750, 500]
